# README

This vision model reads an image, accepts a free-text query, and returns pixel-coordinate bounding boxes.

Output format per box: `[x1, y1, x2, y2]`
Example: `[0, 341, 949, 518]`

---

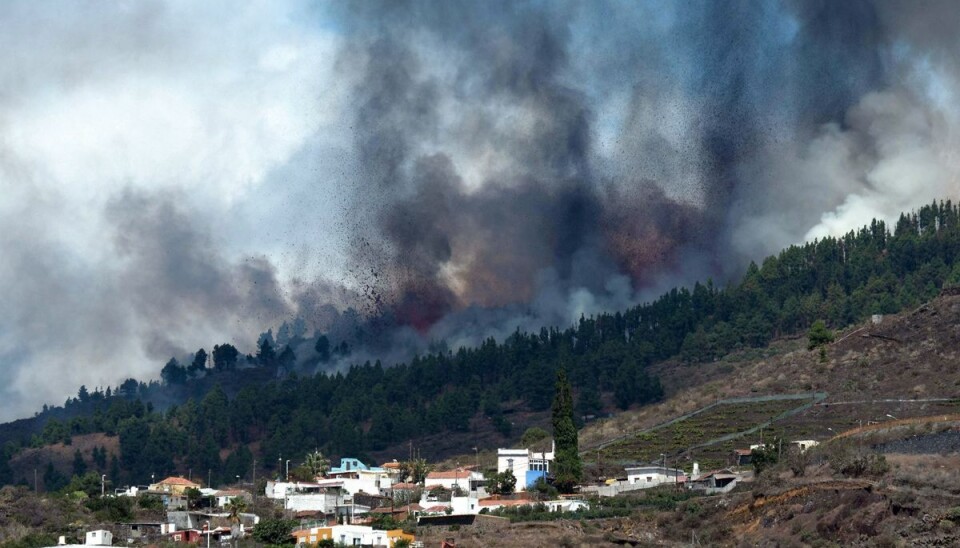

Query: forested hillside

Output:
[4, 201, 960, 489]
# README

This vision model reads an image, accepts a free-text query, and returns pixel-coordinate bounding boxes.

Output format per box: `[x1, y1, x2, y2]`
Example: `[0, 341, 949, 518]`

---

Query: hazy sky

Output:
[1, 0, 959, 420]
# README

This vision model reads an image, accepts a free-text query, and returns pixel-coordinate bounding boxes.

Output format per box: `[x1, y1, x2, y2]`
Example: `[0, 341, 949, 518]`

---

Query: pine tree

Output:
[72, 449, 87, 476]
[807, 320, 835, 350]
[551, 369, 581, 493]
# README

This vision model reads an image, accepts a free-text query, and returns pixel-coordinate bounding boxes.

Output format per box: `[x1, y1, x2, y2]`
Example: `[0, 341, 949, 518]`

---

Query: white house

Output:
[790, 440, 819, 452]
[751, 440, 820, 452]
[497, 442, 554, 490]
[114, 486, 141, 497]
[293, 525, 405, 547]
[624, 465, 685, 488]
[318, 476, 390, 497]
[424, 468, 485, 492]
[449, 494, 481, 514]
[213, 489, 251, 508]
[284, 492, 340, 513]
[327, 458, 393, 492]
[265, 481, 331, 499]
[545, 499, 590, 512]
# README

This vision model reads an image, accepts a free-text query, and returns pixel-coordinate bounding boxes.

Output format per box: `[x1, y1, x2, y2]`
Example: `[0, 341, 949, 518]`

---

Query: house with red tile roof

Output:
[149, 476, 201, 495]
[424, 468, 485, 491]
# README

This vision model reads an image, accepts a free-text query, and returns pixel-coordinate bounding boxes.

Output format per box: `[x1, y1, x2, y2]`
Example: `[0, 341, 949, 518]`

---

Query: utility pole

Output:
[252, 458, 257, 500]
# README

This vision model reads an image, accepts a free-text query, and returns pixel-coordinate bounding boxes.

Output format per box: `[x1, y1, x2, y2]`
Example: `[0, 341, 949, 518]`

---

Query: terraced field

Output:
[594, 397, 814, 472]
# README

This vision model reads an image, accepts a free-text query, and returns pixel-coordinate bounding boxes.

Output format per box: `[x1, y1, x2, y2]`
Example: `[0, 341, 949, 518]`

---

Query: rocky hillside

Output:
[579, 288, 960, 457]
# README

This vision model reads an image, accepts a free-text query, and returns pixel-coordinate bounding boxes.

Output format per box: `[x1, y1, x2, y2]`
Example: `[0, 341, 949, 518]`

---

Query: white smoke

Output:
[0, 0, 343, 419]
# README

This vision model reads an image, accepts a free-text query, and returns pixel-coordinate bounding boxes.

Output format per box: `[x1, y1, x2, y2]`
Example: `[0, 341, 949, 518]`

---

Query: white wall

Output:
[497, 447, 553, 490]
[546, 500, 590, 512]
[450, 495, 481, 515]
[497, 450, 530, 477]
[265, 481, 297, 499]
[85, 530, 112, 546]
[327, 525, 373, 546]
[285, 493, 341, 512]
[340, 477, 388, 496]
[625, 467, 683, 488]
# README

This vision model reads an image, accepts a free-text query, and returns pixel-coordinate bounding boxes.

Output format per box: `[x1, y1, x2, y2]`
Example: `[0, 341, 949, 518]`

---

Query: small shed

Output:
[733, 449, 753, 466]
[85, 530, 112, 546]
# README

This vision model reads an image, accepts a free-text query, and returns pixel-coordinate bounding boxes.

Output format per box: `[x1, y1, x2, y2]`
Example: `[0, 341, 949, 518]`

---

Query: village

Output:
[51, 433, 825, 548]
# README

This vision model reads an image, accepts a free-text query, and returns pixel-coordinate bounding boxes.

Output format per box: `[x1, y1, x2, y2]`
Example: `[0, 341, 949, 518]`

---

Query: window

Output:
[646, 477, 652, 482]
[507, 458, 513, 471]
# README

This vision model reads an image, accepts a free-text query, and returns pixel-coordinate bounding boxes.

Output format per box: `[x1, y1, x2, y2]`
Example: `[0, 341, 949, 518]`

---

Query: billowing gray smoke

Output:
[0, 0, 959, 420]
[326, 0, 960, 342]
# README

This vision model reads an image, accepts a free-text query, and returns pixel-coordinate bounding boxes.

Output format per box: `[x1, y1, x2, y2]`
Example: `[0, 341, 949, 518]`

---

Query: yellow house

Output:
[291, 526, 331, 545]
[148, 476, 201, 496]
[387, 529, 415, 545]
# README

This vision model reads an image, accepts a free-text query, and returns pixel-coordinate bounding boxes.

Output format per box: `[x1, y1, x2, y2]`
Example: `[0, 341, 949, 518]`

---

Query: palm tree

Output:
[400, 458, 433, 485]
[303, 450, 331, 479]
[225, 496, 248, 542]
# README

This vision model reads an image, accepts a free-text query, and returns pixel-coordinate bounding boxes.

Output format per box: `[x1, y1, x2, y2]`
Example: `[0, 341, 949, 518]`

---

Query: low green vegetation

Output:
[488, 489, 698, 523]
[600, 398, 805, 466]
[486, 470, 517, 495]
[251, 518, 299, 545]
[808, 320, 835, 350]
[489, 503, 633, 522]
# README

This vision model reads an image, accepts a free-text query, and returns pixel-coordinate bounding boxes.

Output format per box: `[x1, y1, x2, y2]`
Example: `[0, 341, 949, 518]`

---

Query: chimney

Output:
[692, 462, 700, 478]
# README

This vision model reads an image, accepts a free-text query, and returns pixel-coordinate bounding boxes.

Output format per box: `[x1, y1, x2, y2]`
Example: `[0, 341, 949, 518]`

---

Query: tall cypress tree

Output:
[551, 369, 582, 493]
[72, 448, 87, 477]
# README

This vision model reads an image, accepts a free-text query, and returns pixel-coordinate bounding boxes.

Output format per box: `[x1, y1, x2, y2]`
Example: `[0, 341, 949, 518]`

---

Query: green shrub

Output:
[84, 496, 134, 521]
[1, 533, 59, 548]
[251, 517, 297, 545]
